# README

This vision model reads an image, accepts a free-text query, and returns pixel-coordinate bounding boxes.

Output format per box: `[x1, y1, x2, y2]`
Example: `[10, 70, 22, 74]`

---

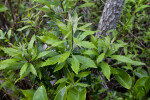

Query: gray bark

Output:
[95, 0, 125, 37]
[95, 0, 125, 94]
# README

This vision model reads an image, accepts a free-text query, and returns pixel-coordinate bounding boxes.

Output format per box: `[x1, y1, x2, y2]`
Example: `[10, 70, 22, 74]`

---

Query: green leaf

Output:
[57, 20, 68, 35]
[55, 78, 68, 85]
[36, 6, 52, 12]
[17, 25, 31, 31]
[64, 31, 72, 39]
[30, 63, 37, 76]
[71, 55, 80, 74]
[0, 82, 7, 90]
[54, 86, 67, 100]
[33, 86, 48, 100]
[97, 53, 105, 64]
[114, 68, 132, 89]
[72, 12, 81, 33]
[78, 23, 92, 31]
[67, 87, 86, 100]
[20, 63, 28, 78]
[28, 35, 36, 55]
[100, 62, 111, 81]
[52, 41, 65, 47]
[107, 43, 126, 56]
[135, 5, 149, 13]
[54, 62, 65, 72]
[83, 50, 98, 56]
[36, 0, 60, 7]
[145, 77, 150, 93]
[134, 85, 146, 99]
[0, 59, 18, 70]
[28, 34, 35, 50]
[111, 55, 145, 65]
[58, 51, 71, 64]
[76, 83, 90, 87]
[55, 83, 66, 94]
[0, 30, 5, 39]
[42, 55, 61, 67]
[36, 51, 54, 60]
[97, 38, 103, 53]
[0, 4, 8, 12]
[0, 47, 21, 57]
[134, 77, 150, 87]
[122, 66, 133, 71]
[42, 51, 58, 58]
[133, 77, 150, 99]
[76, 71, 91, 78]
[74, 38, 81, 47]
[22, 89, 35, 100]
[81, 41, 97, 49]
[134, 69, 148, 78]
[7, 29, 12, 40]
[38, 35, 59, 45]
[91, 35, 97, 47]
[79, 31, 96, 41]
[75, 55, 97, 69]
[110, 67, 118, 74]
[31, 47, 38, 61]
[79, 3, 94, 8]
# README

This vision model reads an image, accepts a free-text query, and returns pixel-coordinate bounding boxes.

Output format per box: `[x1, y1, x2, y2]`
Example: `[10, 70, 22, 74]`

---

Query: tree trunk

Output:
[95, 0, 125, 37]
[95, 0, 125, 95]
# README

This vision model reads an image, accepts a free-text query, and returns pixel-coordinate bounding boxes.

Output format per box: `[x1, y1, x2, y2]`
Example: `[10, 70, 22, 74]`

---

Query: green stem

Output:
[67, 68, 74, 83]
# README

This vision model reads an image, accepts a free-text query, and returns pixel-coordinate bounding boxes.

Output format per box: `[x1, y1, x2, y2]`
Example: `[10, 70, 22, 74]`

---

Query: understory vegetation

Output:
[0, 0, 150, 100]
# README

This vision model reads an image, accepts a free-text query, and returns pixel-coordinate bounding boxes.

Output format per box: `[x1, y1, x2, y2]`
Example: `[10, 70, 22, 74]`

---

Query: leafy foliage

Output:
[0, 0, 150, 100]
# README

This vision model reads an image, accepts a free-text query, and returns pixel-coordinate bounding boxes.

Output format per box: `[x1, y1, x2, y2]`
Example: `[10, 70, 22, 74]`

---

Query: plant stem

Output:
[67, 68, 74, 83]
[60, 0, 67, 21]
[17, 0, 20, 15]
[71, 25, 74, 52]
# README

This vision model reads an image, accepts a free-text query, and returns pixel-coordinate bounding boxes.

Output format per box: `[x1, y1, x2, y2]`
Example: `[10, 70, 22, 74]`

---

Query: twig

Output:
[60, 0, 67, 24]
[17, 0, 20, 15]
[130, 33, 147, 48]
[60, 0, 65, 18]
[71, 24, 74, 52]
[8, 0, 17, 32]
[101, 0, 105, 5]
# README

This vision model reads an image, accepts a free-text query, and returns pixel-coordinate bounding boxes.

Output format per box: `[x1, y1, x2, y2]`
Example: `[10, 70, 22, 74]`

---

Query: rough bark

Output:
[95, 0, 125, 37]
[95, 0, 125, 95]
